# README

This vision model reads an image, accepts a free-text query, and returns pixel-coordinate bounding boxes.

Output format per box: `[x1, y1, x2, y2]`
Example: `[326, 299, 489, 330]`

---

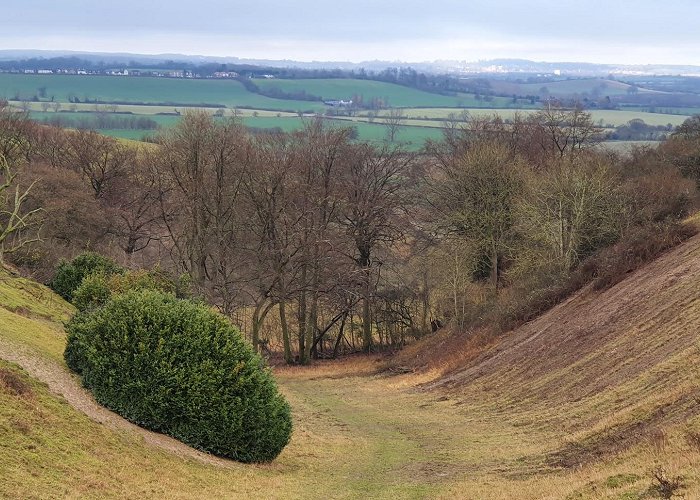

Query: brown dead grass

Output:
[273, 353, 383, 380]
[0, 366, 33, 397]
[381, 326, 499, 383]
[424, 231, 700, 471]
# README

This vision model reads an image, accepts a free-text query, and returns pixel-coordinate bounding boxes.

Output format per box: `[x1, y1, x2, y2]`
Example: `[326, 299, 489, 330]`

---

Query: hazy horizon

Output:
[6, 1, 700, 66]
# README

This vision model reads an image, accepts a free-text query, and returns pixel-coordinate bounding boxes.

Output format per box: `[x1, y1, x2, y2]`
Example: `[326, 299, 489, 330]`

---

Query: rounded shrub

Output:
[64, 290, 292, 462]
[49, 252, 123, 301]
[71, 273, 112, 312]
[71, 269, 180, 313]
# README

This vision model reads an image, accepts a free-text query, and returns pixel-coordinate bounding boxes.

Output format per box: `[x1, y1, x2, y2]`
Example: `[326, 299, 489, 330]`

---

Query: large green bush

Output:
[64, 290, 292, 463]
[49, 252, 123, 301]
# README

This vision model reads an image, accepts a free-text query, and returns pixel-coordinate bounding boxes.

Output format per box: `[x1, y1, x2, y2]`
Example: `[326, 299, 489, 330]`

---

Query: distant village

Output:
[0, 68, 280, 80]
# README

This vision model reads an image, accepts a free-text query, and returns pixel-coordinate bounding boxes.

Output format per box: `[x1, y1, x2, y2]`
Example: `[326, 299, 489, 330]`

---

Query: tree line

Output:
[1, 100, 698, 364]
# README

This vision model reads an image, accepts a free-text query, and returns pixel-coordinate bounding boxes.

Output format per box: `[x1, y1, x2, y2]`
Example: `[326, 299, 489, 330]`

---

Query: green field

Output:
[0, 74, 325, 112]
[14, 101, 301, 117]
[5, 74, 694, 152]
[28, 110, 181, 127]
[238, 116, 443, 148]
[253, 78, 531, 108]
[27, 110, 444, 150]
[27, 107, 687, 152]
[482, 77, 658, 97]
[620, 105, 700, 116]
[384, 107, 691, 127]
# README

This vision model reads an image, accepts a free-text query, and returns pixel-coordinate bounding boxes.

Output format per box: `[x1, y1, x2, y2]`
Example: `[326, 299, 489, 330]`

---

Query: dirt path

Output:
[0, 336, 236, 469]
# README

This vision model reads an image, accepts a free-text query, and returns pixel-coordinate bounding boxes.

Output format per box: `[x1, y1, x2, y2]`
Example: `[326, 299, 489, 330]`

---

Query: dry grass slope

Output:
[1, 233, 700, 498]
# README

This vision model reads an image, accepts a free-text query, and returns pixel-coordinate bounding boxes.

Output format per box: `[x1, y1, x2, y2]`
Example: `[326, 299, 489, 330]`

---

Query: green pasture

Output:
[8, 72, 691, 151]
[12, 101, 300, 117]
[243, 116, 442, 148]
[483, 77, 651, 97]
[389, 107, 690, 127]
[0, 74, 324, 112]
[28, 106, 685, 152]
[254, 78, 532, 108]
[620, 105, 700, 116]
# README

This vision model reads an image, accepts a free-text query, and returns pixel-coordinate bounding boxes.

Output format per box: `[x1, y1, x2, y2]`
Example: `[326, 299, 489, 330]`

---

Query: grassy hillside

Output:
[2, 228, 700, 498]
[389, 232, 700, 496]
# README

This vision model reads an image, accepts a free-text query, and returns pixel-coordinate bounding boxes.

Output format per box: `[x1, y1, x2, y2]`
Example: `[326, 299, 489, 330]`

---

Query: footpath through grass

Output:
[1, 270, 699, 498]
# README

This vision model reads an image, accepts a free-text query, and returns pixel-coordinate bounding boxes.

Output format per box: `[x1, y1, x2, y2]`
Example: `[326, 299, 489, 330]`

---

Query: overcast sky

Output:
[5, 0, 700, 65]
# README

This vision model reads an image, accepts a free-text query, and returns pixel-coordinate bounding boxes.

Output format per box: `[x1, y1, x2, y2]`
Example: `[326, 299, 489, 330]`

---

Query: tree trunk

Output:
[279, 299, 293, 364]
[306, 295, 318, 360]
[362, 292, 372, 352]
[332, 313, 348, 358]
[297, 287, 307, 365]
[252, 304, 262, 353]
[251, 299, 274, 354]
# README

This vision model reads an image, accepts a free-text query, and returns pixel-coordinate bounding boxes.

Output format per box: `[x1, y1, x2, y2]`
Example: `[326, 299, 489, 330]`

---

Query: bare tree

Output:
[0, 102, 36, 164]
[0, 154, 42, 263]
[339, 144, 412, 351]
[383, 108, 406, 143]
[289, 120, 354, 363]
[106, 156, 168, 255]
[535, 103, 601, 157]
[518, 154, 623, 271]
[239, 133, 300, 360]
[34, 125, 70, 168]
[430, 140, 524, 289]
[155, 109, 249, 301]
[65, 130, 135, 198]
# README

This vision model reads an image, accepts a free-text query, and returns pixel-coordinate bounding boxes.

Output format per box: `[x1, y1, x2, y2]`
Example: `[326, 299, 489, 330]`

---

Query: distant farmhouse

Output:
[213, 71, 239, 78]
[323, 99, 353, 107]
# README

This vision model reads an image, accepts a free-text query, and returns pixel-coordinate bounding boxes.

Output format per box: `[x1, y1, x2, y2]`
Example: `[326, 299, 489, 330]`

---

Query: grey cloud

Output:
[5, 1, 700, 63]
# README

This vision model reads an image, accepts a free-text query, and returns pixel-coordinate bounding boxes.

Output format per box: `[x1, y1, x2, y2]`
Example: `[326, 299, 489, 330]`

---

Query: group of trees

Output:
[608, 119, 672, 141]
[1, 99, 698, 365]
[38, 114, 159, 131]
[152, 114, 420, 361]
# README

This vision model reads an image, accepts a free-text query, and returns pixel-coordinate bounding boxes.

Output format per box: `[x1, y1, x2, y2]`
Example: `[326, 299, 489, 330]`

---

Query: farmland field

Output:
[387, 107, 691, 127]
[620, 105, 700, 116]
[14, 101, 300, 117]
[480, 77, 660, 97]
[3, 74, 695, 151]
[25, 106, 690, 152]
[0, 74, 325, 111]
[231, 116, 443, 146]
[253, 78, 532, 108]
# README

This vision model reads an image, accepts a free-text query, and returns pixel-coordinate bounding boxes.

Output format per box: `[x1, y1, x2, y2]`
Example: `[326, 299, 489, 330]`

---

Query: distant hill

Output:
[2, 50, 700, 77]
